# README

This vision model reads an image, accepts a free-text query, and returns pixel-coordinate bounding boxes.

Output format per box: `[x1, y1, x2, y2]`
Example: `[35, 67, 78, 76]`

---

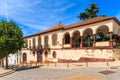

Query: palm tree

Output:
[77, 3, 106, 20]
[77, 12, 88, 20]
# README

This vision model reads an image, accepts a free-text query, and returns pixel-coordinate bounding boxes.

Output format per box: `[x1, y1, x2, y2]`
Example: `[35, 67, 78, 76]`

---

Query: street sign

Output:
[37, 50, 41, 55]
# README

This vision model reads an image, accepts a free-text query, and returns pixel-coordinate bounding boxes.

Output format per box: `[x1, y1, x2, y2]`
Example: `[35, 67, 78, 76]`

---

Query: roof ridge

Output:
[41, 23, 64, 33]
[64, 16, 114, 29]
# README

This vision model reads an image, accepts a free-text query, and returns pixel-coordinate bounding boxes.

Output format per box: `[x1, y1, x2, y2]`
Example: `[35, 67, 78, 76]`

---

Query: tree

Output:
[84, 34, 93, 47]
[0, 19, 24, 69]
[77, 3, 106, 20]
[96, 32, 104, 41]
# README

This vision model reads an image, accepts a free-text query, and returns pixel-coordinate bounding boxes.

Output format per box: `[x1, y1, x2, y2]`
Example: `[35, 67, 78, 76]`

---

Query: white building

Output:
[21, 16, 120, 64]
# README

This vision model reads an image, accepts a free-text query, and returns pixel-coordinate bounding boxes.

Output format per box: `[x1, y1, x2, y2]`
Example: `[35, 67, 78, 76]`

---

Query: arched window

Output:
[64, 32, 70, 44]
[53, 51, 57, 58]
[52, 34, 57, 46]
[32, 51, 36, 56]
[96, 25, 109, 41]
[33, 38, 36, 49]
[38, 37, 41, 49]
[23, 53, 27, 62]
[29, 40, 31, 49]
[72, 31, 80, 48]
[83, 28, 93, 47]
[44, 36, 48, 48]
[23, 39, 28, 48]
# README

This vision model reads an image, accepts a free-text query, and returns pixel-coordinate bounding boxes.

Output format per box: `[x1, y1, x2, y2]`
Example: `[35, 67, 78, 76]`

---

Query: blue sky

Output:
[0, 0, 120, 36]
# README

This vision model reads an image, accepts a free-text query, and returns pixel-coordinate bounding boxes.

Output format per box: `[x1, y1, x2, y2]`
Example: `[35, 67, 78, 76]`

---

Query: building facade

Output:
[21, 17, 120, 64]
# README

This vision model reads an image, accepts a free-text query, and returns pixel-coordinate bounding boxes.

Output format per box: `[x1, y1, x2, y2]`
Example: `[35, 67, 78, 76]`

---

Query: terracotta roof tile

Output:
[24, 32, 41, 38]
[64, 16, 115, 29]
[24, 23, 64, 38]
[41, 23, 64, 33]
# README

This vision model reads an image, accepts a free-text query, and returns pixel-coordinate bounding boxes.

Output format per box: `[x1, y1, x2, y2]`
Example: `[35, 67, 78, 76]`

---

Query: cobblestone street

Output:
[0, 67, 120, 80]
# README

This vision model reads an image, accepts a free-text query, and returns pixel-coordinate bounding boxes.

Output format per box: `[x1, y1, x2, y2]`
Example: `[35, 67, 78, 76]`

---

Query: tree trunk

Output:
[1, 58, 4, 67]
[5, 56, 8, 69]
[0, 59, 1, 67]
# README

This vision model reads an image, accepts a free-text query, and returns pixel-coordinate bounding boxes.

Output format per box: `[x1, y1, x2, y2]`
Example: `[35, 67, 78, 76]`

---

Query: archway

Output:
[64, 32, 70, 44]
[72, 31, 80, 48]
[83, 28, 93, 47]
[96, 25, 109, 41]
[23, 53, 27, 62]
[37, 50, 42, 63]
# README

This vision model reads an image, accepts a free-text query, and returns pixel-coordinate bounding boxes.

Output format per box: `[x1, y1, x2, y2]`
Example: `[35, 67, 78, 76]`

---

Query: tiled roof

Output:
[23, 32, 41, 38]
[64, 16, 116, 29]
[41, 23, 64, 33]
[24, 16, 120, 38]
[24, 23, 64, 38]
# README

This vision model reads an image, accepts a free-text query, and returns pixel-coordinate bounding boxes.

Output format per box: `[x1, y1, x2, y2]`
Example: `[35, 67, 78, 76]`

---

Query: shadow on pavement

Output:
[8, 65, 44, 71]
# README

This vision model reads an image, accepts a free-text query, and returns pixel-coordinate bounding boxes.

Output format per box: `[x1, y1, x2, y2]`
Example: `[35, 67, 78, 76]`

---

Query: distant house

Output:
[21, 16, 120, 64]
[8, 52, 21, 65]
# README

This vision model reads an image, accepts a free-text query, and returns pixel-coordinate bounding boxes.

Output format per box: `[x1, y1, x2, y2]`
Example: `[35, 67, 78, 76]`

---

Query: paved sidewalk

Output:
[1, 67, 120, 80]
[40, 61, 120, 69]
[0, 67, 14, 77]
[0, 61, 120, 79]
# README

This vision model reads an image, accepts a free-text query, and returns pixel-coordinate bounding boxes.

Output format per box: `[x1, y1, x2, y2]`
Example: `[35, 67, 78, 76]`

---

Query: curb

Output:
[40, 66, 112, 69]
[0, 69, 15, 77]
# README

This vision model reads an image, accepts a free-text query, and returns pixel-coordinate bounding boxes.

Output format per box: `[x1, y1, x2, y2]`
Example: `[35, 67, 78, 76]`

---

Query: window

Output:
[44, 36, 48, 48]
[72, 31, 80, 48]
[33, 51, 35, 56]
[52, 34, 57, 45]
[23, 53, 27, 62]
[64, 33, 70, 44]
[38, 37, 41, 49]
[23, 39, 28, 48]
[33, 38, 36, 49]
[29, 40, 31, 49]
[53, 51, 57, 58]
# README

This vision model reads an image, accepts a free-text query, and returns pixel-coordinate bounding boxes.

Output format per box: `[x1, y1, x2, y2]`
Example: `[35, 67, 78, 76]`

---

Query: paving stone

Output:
[0, 67, 120, 80]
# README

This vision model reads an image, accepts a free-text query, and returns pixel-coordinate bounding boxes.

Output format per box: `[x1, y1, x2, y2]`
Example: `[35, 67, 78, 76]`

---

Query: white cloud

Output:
[0, 0, 83, 36]
[24, 23, 48, 31]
